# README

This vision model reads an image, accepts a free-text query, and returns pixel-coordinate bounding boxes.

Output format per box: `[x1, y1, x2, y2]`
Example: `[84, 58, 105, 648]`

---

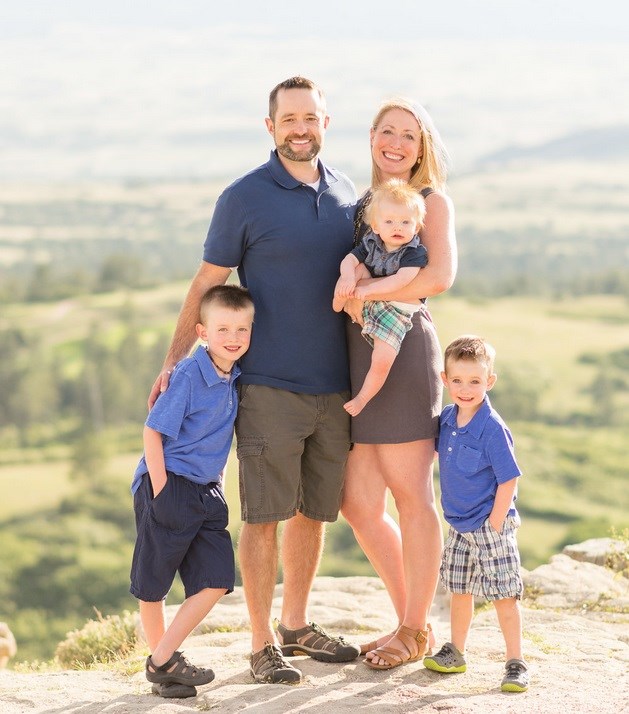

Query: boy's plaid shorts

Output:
[361, 300, 413, 354]
[440, 515, 523, 600]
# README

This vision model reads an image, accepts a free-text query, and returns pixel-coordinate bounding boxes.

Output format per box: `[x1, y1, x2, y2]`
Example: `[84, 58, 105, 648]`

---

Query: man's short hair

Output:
[444, 335, 496, 375]
[268, 76, 325, 120]
[364, 178, 427, 228]
[199, 285, 254, 323]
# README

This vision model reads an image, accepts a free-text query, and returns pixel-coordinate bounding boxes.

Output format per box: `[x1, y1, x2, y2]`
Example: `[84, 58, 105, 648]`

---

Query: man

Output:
[149, 76, 359, 684]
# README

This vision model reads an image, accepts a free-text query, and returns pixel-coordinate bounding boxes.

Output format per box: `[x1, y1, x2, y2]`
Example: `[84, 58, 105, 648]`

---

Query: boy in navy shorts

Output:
[130, 285, 254, 698]
[424, 335, 529, 693]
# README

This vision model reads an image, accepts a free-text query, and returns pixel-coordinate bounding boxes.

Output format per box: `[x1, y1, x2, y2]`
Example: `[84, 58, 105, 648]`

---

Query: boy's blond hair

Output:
[364, 178, 426, 230]
[444, 335, 496, 375]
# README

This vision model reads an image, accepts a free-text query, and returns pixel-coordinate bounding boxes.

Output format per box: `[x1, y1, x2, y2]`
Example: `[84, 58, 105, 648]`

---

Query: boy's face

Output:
[371, 198, 419, 252]
[196, 304, 254, 367]
[441, 358, 496, 414]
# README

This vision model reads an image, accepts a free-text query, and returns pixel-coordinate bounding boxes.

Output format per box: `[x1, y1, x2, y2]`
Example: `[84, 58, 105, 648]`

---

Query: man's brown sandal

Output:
[364, 624, 432, 670]
[276, 621, 360, 663]
[145, 650, 215, 686]
[250, 642, 302, 684]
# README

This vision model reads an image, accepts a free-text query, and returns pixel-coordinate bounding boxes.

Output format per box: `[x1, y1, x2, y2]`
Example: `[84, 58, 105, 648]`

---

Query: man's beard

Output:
[276, 136, 321, 162]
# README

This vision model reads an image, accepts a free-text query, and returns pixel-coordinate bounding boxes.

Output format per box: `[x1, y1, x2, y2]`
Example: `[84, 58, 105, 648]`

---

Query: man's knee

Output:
[239, 520, 279, 548]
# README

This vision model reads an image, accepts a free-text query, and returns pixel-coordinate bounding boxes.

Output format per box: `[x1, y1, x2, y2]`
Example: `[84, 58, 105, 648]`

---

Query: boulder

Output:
[524, 553, 629, 611]
[563, 537, 628, 573]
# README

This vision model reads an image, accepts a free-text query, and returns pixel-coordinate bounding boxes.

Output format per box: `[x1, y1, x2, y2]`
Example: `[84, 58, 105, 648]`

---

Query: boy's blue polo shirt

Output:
[131, 345, 240, 495]
[202, 150, 356, 394]
[437, 396, 521, 533]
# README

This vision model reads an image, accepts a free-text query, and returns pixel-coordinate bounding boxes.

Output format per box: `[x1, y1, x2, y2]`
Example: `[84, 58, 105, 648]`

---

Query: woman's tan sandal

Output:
[364, 624, 431, 670]
[360, 630, 398, 656]
[360, 639, 379, 656]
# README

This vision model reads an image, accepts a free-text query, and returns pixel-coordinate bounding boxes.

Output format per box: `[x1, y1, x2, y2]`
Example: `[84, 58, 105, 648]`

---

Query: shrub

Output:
[55, 610, 138, 668]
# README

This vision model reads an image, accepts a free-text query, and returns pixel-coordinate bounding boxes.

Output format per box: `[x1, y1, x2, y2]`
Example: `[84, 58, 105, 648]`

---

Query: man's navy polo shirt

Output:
[203, 150, 356, 394]
[437, 396, 522, 532]
[131, 345, 240, 495]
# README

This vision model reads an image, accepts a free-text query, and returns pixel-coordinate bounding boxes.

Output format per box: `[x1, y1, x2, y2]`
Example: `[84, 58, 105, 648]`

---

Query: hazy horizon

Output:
[3, 1, 629, 181]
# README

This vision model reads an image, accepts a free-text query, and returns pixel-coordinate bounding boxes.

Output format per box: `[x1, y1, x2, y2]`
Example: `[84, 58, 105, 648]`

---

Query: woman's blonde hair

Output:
[370, 98, 450, 191]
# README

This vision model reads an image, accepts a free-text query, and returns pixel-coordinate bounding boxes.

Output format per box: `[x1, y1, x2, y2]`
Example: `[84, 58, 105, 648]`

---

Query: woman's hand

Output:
[343, 297, 364, 326]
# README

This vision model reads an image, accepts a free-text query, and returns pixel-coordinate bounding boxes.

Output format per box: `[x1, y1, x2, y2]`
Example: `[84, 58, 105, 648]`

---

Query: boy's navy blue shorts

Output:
[130, 472, 235, 602]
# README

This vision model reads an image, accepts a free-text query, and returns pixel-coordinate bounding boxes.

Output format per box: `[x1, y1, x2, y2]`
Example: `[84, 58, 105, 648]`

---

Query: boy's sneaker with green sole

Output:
[423, 642, 467, 673]
[501, 658, 529, 692]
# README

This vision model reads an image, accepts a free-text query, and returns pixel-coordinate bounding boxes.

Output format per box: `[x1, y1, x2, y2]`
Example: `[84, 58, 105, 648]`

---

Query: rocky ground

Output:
[0, 539, 627, 714]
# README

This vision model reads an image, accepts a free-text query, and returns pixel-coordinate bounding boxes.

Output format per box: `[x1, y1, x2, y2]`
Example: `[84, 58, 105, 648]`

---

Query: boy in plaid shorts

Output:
[333, 179, 427, 416]
[424, 335, 530, 692]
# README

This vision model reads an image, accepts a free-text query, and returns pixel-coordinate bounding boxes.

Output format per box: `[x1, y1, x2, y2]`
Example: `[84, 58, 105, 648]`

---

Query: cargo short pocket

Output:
[236, 436, 267, 515]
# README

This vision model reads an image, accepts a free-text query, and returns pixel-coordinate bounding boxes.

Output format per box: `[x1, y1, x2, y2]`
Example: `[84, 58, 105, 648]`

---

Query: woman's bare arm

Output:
[354, 266, 420, 301]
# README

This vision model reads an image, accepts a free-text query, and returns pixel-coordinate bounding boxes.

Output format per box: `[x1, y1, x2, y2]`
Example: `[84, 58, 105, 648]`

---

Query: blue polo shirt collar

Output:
[444, 395, 492, 438]
[266, 150, 336, 191]
[192, 344, 241, 387]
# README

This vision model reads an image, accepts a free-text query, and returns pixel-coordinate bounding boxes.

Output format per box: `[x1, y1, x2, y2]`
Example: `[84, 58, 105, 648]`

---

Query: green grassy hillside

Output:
[0, 290, 627, 663]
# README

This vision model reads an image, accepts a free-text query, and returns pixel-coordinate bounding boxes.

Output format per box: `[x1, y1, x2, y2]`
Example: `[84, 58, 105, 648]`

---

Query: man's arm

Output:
[148, 261, 232, 408]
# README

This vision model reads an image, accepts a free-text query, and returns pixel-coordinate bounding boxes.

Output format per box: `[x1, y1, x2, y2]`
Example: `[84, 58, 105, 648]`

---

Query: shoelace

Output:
[310, 622, 346, 644]
[506, 662, 525, 676]
[433, 644, 458, 663]
[265, 644, 288, 666]
[179, 653, 203, 675]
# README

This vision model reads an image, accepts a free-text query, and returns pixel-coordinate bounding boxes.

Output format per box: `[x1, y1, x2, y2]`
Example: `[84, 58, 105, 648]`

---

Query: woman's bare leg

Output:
[341, 443, 406, 623]
[360, 439, 442, 665]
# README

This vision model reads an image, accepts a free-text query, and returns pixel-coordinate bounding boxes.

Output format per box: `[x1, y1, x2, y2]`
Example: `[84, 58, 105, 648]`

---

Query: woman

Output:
[341, 98, 457, 670]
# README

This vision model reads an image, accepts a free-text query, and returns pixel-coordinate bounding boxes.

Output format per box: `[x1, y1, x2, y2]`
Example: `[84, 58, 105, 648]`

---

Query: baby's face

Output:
[371, 198, 418, 251]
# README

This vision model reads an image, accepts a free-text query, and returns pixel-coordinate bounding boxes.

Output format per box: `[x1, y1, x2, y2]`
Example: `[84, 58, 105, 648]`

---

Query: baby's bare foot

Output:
[344, 396, 367, 416]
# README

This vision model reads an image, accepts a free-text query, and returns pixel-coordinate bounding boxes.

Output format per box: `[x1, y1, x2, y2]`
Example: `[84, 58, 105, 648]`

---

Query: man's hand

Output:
[147, 366, 174, 410]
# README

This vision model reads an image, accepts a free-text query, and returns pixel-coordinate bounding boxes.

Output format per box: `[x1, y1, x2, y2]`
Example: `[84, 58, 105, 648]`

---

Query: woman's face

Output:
[370, 107, 422, 181]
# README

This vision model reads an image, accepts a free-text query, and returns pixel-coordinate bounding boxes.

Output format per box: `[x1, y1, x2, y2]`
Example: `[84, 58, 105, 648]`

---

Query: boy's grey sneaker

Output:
[501, 658, 529, 692]
[423, 642, 467, 673]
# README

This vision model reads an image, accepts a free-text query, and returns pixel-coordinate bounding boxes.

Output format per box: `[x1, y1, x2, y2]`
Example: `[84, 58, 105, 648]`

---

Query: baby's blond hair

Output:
[364, 178, 426, 230]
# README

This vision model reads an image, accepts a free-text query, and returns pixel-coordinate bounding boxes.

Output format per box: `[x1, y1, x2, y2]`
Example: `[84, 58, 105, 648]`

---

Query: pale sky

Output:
[3, 0, 627, 41]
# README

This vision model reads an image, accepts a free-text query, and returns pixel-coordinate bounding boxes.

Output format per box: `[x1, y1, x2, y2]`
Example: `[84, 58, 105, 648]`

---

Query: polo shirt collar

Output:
[266, 150, 336, 191]
[192, 344, 241, 387]
[444, 395, 492, 438]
